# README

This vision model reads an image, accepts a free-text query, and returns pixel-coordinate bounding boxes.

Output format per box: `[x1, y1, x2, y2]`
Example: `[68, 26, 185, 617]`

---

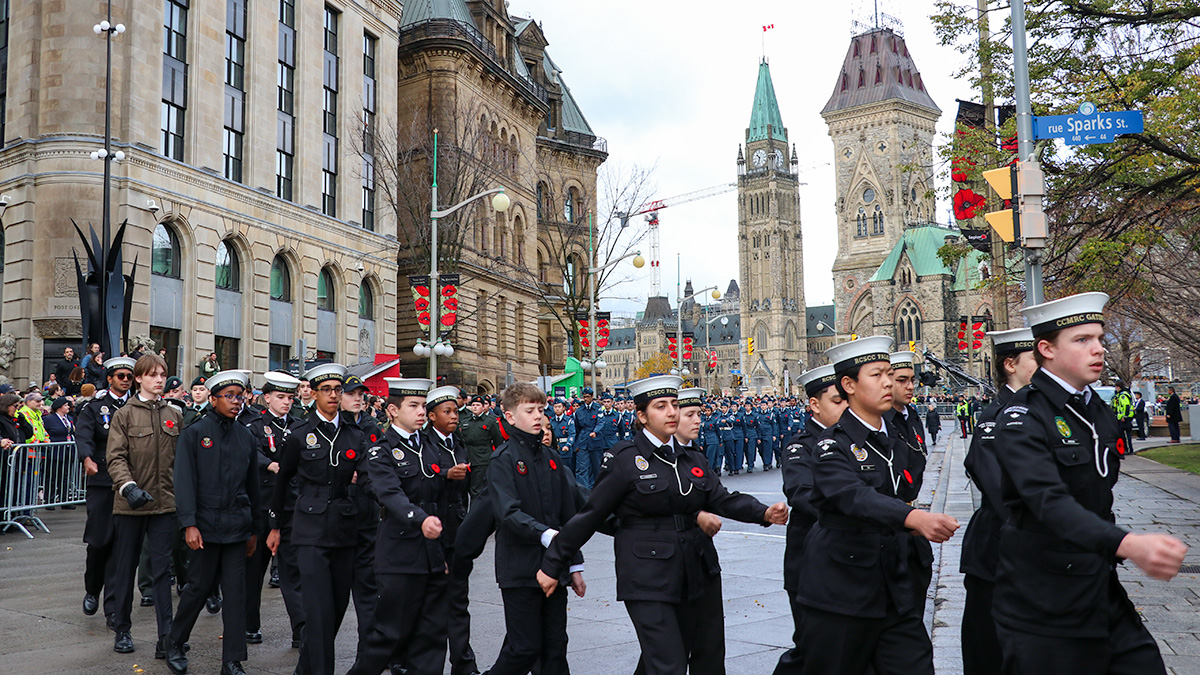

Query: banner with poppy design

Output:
[408, 275, 432, 337]
[438, 274, 460, 333]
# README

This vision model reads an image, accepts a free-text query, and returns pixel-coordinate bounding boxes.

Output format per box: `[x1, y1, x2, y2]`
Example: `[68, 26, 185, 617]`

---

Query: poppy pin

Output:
[549, 459, 558, 470]
[346, 449, 356, 460]
[431, 463, 441, 473]
[1116, 439, 1126, 455]
[691, 467, 704, 478]
[482, 425, 488, 430]
[903, 469, 914, 484]
[370, 434, 377, 443]
[164, 419, 175, 429]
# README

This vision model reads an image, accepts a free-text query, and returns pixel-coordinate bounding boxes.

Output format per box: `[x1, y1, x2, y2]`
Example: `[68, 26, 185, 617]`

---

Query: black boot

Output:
[82, 593, 99, 615]
[205, 591, 222, 614]
[113, 631, 134, 654]
[221, 662, 247, 675]
[245, 630, 263, 644]
[164, 635, 188, 674]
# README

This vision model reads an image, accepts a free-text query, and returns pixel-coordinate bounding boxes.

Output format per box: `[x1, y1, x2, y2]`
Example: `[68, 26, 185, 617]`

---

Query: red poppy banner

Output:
[438, 274, 460, 329]
[408, 275, 432, 336]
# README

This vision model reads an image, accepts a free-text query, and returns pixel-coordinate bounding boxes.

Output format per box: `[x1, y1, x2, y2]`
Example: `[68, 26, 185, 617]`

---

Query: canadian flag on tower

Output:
[762, 23, 774, 32]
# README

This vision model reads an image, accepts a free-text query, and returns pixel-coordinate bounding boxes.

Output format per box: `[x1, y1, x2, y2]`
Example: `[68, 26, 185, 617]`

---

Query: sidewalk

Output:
[929, 434, 1200, 675]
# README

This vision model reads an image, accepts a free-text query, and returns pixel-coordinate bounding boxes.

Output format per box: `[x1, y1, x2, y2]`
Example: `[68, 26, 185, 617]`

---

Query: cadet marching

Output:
[59, 290, 1187, 674]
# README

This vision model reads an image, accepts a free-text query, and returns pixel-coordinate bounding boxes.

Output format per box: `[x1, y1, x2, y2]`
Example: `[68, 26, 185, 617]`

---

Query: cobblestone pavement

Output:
[2, 431, 1198, 673]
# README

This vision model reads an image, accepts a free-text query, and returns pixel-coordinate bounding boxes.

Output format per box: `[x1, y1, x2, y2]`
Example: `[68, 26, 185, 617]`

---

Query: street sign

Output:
[1033, 110, 1143, 145]
[730, 369, 742, 375]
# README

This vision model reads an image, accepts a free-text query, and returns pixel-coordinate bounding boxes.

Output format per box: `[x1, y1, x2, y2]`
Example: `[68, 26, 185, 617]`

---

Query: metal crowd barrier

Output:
[1, 441, 84, 539]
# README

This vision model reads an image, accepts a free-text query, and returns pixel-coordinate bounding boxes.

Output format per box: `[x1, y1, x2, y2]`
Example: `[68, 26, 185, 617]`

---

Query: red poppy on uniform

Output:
[691, 467, 704, 478]
[346, 449, 356, 460]
[370, 434, 377, 443]
[164, 419, 175, 429]
[549, 459, 558, 470]
[903, 469, 914, 484]
[431, 463, 441, 473]
[1116, 439, 1126, 455]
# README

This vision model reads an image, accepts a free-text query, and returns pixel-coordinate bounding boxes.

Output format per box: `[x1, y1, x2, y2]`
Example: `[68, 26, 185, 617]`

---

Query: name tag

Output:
[858, 464, 876, 471]
[639, 473, 658, 480]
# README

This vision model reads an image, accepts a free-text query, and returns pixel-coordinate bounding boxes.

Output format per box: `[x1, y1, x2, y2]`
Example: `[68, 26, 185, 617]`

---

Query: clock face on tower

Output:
[752, 149, 768, 167]
[771, 149, 785, 167]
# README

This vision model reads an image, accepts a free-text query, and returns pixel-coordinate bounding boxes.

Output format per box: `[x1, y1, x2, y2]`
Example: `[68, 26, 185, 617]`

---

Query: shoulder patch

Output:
[634, 455, 649, 471]
[1003, 405, 1029, 416]
[817, 438, 838, 450]
[369, 447, 381, 459]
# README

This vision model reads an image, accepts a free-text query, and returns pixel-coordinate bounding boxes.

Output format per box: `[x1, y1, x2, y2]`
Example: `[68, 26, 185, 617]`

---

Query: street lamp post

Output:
[674, 285, 721, 385]
[584, 250, 645, 392]
[414, 128, 511, 380]
[91, 3, 126, 332]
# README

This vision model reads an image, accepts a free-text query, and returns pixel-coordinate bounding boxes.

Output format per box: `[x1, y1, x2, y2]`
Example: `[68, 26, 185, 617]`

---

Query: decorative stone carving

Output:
[0, 333, 17, 370]
[54, 258, 79, 297]
[33, 318, 83, 339]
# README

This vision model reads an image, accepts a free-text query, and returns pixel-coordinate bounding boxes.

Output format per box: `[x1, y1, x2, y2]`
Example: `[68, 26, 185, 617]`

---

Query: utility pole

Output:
[979, 0, 1010, 331]
[1011, 0, 1045, 304]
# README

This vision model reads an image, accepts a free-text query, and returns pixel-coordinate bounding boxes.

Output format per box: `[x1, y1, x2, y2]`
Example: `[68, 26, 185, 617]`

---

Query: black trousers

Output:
[348, 570, 449, 675]
[772, 595, 805, 675]
[489, 586, 569, 675]
[139, 527, 190, 596]
[171, 541, 249, 662]
[109, 513, 176, 638]
[962, 574, 1002, 675]
[277, 517, 306, 635]
[995, 592, 1165, 675]
[244, 511, 272, 632]
[351, 526, 379, 645]
[83, 486, 115, 607]
[295, 544, 354, 675]
[798, 605, 933, 675]
[446, 548, 479, 675]
[628, 575, 726, 675]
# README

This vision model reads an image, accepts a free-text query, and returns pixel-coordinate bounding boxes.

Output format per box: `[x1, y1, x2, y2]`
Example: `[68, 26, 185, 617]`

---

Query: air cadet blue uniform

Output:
[594, 398, 621, 467]
[619, 399, 636, 441]
[756, 405, 775, 470]
[702, 410, 723, 474]
[550, 410, 577, 476]
[741, 404, 759, 472]
[572, 393, 600, 488]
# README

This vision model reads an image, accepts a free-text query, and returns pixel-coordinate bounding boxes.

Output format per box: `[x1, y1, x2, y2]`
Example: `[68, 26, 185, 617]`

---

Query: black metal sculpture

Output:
[72, 219, 137, 357]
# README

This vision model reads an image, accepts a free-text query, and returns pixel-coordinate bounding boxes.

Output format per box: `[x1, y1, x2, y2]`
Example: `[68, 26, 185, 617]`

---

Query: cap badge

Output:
[852, 445, 868, 462]
[1055, 416, 1072, 438]
[201, 437, 213, 449]
[634, 455, 649, 471]
[516, 460, 527, 475]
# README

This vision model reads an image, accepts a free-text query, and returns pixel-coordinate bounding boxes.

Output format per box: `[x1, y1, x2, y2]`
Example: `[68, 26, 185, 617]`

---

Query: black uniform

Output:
[345, 410, 383, 647]
[271, 412, 369, 675]
[488, 424, 586, 675]
[959, 386, 1014, 675]
[795, 409, 932, 675]
[347, 426, 456, 675]
[74, 390, 128, 617]
[243, 408, 304, 641]
[542, 431, 772, 675]
[168, 408, 261, 664]
[992, 370, 1162, 674]
[182, 402, 208, 428]
[426, 426, 477, 675]
[886, 404, 933, 614]
[773, 418, 826, 675]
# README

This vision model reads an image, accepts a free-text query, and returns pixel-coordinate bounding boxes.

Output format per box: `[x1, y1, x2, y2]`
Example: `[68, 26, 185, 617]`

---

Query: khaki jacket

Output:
[107, 396, 183, 515]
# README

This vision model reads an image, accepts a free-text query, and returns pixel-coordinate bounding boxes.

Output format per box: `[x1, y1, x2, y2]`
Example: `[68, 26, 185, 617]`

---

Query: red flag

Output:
[762, 24, 774, 32]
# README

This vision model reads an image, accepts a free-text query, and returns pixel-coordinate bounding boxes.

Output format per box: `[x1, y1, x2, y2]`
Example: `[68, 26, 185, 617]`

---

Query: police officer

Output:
[266, 363, 369, 675]
[992, 293, 1186, 674]
[796, 336, 959, 674]
[958, 328, 1035, 675]
[539, 375, 787, 675]
[76, 356, 135, 620]
[340, 375, 382, 647]
[1111, 381, 1135, 458]
[550, 399, 577, 476]
[774, 365, 847, 675]
[886, 351, 932, 614]
[243, 371, 305, 647]
[348, 379, 458, 675]
[165, 370, 260, 675]
[459, 395, 503, 500]
[571, 388, 600, 487]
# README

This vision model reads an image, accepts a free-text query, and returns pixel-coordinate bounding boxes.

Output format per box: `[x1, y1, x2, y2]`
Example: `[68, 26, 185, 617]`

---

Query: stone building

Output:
[822, 27, 990, 377]
[0, 0, 404, 383]
[736, 59, 807, 392]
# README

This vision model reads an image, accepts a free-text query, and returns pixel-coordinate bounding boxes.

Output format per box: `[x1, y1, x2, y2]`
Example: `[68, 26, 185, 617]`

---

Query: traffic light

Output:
[908, 340, 917, 352]
[983, 160, 1047, 247]
[731, 375, 742, 388]
[747, 338, 755, 355]
[850, 333, 858, 341]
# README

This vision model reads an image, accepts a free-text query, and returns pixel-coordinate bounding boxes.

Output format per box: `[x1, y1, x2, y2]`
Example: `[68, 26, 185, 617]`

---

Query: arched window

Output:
[536, 182, 548, 220]
[514, 215, 525, 264]
[896, 301, 922, 344]
[872, 204, 884, 235]
[359, 283, 374, 320]
[270, 255, 292, 302]
[564, 188, 576, 223]
[215, 240, 240, 290]
[538, 249, 548, 283]
[317, 268, 336, 311]
[152, 223, 181, 277]
[856, 207, 868, 237]
[564, 256, 579, 297]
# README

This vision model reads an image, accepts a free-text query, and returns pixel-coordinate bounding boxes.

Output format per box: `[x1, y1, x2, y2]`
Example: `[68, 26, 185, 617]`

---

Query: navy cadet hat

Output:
[304, 363, 347, 387]
[263, 371, 302, 394]
[627, 375, 682, 406]
[987, 328, 1035, 357]
[1020, 291, 1108, 339]
[798, 365, 838, 399]
[824, 336, 894, 375]
[206, 370, 250, 395]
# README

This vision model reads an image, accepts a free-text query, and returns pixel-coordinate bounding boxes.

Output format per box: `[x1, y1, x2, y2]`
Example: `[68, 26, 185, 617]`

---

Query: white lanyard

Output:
[864, 435, 901, 495]
[1065, 405, 1107, 479]
[405, 435, 435, 478]
[317, 423, 341, 466]
[653, 446, 693, 497]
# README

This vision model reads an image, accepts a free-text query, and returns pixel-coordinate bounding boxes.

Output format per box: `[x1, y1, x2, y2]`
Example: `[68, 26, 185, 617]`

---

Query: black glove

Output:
[121, 483, 155, 510]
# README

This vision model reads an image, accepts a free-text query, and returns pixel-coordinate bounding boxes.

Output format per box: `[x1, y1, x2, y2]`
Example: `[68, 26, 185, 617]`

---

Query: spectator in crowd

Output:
[66, 366, 86, 396]
[54, 347, 79, 387]
[199, 352, 220, 379]
[86, 349, 108, 386]
[77, 383, 97, 406]
[17, 392, 49, 443]
[0, 392, 33, 448]
[45, 382, 64, 400]
[42, 398, 77, 509]
[44, 374, 59, 390]
[1166, 387, 1183, 443]
[44, 398, 75, 442]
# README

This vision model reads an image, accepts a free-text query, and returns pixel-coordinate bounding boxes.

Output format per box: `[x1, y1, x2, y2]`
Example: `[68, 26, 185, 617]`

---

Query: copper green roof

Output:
[869, 225, 988, 290]
[400, 0, 474, 28]
[543, 51, 596, 135]
[747, 59, 787, 143]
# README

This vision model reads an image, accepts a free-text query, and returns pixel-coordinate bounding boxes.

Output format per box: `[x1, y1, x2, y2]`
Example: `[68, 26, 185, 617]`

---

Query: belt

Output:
[621, 514, 698, 532]
[818, 512, 894, 535]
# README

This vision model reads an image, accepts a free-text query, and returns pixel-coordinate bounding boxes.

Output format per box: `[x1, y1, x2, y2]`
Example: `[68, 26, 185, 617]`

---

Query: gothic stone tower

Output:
[737, 59, 806, 392]
[822, 28, 940, 338]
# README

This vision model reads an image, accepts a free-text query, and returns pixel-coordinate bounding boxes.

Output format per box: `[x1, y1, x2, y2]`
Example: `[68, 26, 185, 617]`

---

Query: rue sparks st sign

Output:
[1033, 105, 1144, 146]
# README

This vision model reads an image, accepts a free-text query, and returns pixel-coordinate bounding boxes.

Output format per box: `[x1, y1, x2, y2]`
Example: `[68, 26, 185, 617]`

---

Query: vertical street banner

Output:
[438, 274, 460, 335]
[682, 332, 694, 361]
[408, 275, 432, 337]
[574, 311, 590, 349]
[596, 312, 611, 349]
[666, 331, 678, 360]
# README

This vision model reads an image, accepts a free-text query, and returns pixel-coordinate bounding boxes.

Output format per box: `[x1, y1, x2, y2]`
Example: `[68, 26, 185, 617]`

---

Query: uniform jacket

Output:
[796, 409, 920, 619]
[345, 411, 383, 531]
[459, 411, 504, 467]
[271, 411, 370, 548]
[572, 401, 600, 451]
[619, 411, 636, 440]
[75, 391, 128, 486]
[44, 412, 75, 442]
[488, 425, 586, 589]
[106, 396, 183, 515]
[182, 403, 208, 428]
[245, 409, 298, 512]
[701, 414, 721, 447]
[542, 431, 769, 603]
[993, 369, 1128, 638]
[174, 408, 261, 543]
[550, 415, 576, 451]
[780, 418, 825, 593]
[740, 409, 758, 440]
[717, 413, 736, 442]
[423, 426, 470, 544]
[365, 426, 455, 574]
[959, 386, 1013, 581]
[595, 408, 620, 449]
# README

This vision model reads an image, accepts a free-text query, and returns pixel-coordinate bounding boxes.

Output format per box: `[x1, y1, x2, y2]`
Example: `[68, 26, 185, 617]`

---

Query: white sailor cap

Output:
[628, 375, 682, 405]
[386, 377, 433, 399]
[798, 364, 838, 398]
[677, 387, 705, 408]
[104, 356, 137, 373]
[304, 363, 347, 386]
[425, 385, 460, 410]
[262, 371, 302, 394]
[987, 327, 1035, 356]
[1020, 292, 1109, 338]
[206, 369, 250, 394]
[890, 351, 916, 370]
[824, 336, 894, 375]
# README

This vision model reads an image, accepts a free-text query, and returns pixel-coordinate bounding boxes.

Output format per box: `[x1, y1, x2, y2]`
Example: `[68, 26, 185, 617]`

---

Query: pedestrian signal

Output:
[747, 338, 755, 355]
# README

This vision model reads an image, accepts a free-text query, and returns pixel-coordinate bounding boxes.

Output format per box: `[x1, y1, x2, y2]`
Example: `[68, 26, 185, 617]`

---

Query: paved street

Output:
[3, 433, 1200, 674]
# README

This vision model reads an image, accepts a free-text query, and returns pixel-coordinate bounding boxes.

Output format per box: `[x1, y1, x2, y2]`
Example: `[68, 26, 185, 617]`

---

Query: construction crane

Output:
[616, 183, 737, 295]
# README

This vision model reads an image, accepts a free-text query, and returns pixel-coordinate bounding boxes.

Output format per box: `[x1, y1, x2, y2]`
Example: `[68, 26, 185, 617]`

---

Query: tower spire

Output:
[746, 59, 787, 144]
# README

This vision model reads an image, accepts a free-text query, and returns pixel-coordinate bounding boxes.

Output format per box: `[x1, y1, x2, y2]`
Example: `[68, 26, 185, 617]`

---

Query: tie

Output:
[1068, 393, 1087, 411]
[319, 421, 337, 438]
[866, 431, 886, 452]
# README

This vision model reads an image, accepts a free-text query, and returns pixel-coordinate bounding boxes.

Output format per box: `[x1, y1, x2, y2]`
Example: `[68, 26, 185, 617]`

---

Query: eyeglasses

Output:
[112, 372, 132, 381]
[316, 386, 344, 396]
[215, 393, 243, 402]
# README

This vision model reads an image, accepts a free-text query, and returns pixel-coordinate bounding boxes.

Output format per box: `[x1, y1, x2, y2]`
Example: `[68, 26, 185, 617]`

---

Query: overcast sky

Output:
[511, 0, 979, 316]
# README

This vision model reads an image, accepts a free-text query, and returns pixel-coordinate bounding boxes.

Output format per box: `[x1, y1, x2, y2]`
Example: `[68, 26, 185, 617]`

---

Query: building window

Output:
[359, 283, 374, 320]
[897, 303, 922, 344]
[276, 0, 296, 200]
[856, 207, 867, 237]
[268, 343, 290, 371]
[223, 0, 247, 182]
[0, 0, 10, 149]
[536, 182, 548, 220]
[322, 6, 340, 217]
[215, 240, 240, 290]
[872, 204, 884, 235]
[564, 257, 578, 297]
[361, 33, 376, 230]
[270, 255, 291, 301]
[214, 336, 239, 370]
[161, 0, 189, 161]
[564, 188, 576, 223]
[317, 268, 335, 311]
[152, 223, 181, 278]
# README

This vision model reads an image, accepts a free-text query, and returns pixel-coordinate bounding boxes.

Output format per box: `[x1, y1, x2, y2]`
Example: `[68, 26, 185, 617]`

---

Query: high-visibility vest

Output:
[1112, 391, 1133, 420]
